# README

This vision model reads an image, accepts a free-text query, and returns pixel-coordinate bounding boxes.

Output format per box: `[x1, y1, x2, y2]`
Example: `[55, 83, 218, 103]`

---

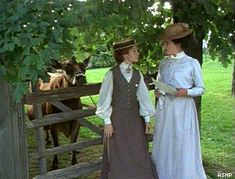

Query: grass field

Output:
[200, 58, 234, 178]
[27, 58, 234, 179]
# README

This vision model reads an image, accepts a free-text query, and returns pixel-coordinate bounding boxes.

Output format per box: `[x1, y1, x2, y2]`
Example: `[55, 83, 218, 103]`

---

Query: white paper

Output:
[152, 78, 177, 94]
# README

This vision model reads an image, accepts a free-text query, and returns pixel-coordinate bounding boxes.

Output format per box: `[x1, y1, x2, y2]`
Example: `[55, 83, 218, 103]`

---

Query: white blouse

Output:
[157, 51, 205, 96]
[96, 62, 155, 125]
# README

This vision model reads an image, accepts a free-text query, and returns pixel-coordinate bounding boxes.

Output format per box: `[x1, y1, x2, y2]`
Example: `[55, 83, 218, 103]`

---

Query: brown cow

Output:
[27, 56, 90, 169]
[27, 79, 52, 145]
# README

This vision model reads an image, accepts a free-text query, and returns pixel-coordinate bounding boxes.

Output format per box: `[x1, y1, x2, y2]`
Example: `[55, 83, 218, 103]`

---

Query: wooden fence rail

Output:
[27, 108, 96, 129]
[23, 83, 102, 105]
[29, 138, 103, 160]
[34, 159, 102, 179]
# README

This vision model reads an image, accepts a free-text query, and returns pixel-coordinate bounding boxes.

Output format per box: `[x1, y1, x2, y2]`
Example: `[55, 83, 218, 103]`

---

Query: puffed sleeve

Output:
[95, 70, 113, 125]
[187, 59, 205, 97]
[136, 72, 155, 123]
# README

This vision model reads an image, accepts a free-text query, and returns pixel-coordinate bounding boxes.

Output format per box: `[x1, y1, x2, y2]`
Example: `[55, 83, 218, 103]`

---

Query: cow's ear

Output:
[51, 59, 62, 69]
[83, 56, 91, 67]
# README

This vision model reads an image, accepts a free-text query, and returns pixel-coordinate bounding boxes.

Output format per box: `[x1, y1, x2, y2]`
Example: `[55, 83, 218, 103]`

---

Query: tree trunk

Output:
[172, 1, 205, 130]
[184, 36, 203, 130]
[0, 77, 29, 179]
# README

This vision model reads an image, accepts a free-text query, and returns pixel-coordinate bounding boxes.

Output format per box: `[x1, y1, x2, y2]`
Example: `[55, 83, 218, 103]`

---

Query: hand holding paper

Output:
[151, 78, 177, 95]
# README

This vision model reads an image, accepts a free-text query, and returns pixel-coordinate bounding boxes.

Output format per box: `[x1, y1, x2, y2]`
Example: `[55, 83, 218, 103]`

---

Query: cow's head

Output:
[51, 56, 90, 86]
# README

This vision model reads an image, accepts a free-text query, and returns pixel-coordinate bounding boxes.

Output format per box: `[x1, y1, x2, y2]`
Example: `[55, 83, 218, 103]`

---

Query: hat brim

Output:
[161, 29, 193, 41]
[113, 43, 138, 51]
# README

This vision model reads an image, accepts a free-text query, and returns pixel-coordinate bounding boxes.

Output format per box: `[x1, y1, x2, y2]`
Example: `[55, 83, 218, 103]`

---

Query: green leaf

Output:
[0, 65, 6, 76]
[13, 82, 28, 102]
[2, 43, 15, 52]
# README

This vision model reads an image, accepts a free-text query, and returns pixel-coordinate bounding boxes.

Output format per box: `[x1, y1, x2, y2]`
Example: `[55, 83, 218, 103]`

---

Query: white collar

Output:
[169, 51, 186, 59]
[120, 61, 133, 69]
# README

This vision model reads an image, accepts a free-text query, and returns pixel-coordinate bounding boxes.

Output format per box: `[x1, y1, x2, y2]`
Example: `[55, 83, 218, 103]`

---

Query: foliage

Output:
[89, 45, 115, 68]
[0, 0, 82, 100]
[0, 0, 234, 100]
[71, 0, 171, 72]
[169, 0, 234, 67]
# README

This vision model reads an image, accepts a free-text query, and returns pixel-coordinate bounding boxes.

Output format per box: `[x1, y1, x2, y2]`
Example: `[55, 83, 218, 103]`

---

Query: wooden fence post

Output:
[0, 77, 29, 179]
[34, 104, 47, 175]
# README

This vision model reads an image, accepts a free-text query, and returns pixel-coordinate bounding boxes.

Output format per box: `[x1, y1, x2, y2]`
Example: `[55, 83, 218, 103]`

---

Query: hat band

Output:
[113, 39, 137, 51]
[161, 29, 193, 40]
[113, 43, 137, 51]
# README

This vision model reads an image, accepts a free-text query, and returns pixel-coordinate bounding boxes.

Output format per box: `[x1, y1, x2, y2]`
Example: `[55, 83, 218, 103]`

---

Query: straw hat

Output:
[161, 23, 193, 41]
[113, 39, 138, 51]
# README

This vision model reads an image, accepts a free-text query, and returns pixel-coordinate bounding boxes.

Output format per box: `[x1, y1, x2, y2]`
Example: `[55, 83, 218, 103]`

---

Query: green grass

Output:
[200, 58, 234, 178]
[86, 67, 110, 83]
[26, 59, 234, 179]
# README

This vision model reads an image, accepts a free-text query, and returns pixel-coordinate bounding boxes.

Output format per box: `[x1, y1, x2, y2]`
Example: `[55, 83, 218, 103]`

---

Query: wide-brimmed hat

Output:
[161, 23, 193, 41]
[113, 39, 138, 51]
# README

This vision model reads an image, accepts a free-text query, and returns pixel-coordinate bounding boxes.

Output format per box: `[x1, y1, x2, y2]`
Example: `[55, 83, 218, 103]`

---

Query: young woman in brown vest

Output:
[96, 39, 156, 179]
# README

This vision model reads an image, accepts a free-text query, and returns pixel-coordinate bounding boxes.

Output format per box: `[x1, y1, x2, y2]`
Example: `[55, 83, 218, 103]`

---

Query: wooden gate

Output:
[23, 83, 104, 179]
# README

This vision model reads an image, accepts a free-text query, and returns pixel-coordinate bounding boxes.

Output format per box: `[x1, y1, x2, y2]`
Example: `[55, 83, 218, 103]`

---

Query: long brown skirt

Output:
[100, 106, 155, 179]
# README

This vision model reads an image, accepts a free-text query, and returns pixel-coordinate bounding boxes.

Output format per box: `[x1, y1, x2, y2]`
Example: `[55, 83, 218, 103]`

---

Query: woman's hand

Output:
[176, 88, 188, 97]
[145, 122, 151, 134]
[104, 124, 114, 138]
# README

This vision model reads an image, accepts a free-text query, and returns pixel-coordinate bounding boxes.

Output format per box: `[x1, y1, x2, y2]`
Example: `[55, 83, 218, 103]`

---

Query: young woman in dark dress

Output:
[96, 39, 156, 179]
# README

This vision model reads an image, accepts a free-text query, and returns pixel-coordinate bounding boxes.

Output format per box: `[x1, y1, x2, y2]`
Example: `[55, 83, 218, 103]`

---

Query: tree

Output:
[0, 0, 81, 100]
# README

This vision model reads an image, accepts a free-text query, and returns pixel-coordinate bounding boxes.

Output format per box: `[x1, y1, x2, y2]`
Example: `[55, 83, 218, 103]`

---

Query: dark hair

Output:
[113, 47, 132, 64]
[172, 34, 192, 50]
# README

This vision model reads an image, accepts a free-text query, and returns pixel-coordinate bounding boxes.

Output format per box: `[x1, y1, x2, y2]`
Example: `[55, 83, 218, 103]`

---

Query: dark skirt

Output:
[100, 106, 155, 179]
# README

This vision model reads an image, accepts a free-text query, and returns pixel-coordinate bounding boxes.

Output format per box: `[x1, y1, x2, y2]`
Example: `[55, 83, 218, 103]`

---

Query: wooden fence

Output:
[23, 82, 155, 179]
[23, 83, 103, 179]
